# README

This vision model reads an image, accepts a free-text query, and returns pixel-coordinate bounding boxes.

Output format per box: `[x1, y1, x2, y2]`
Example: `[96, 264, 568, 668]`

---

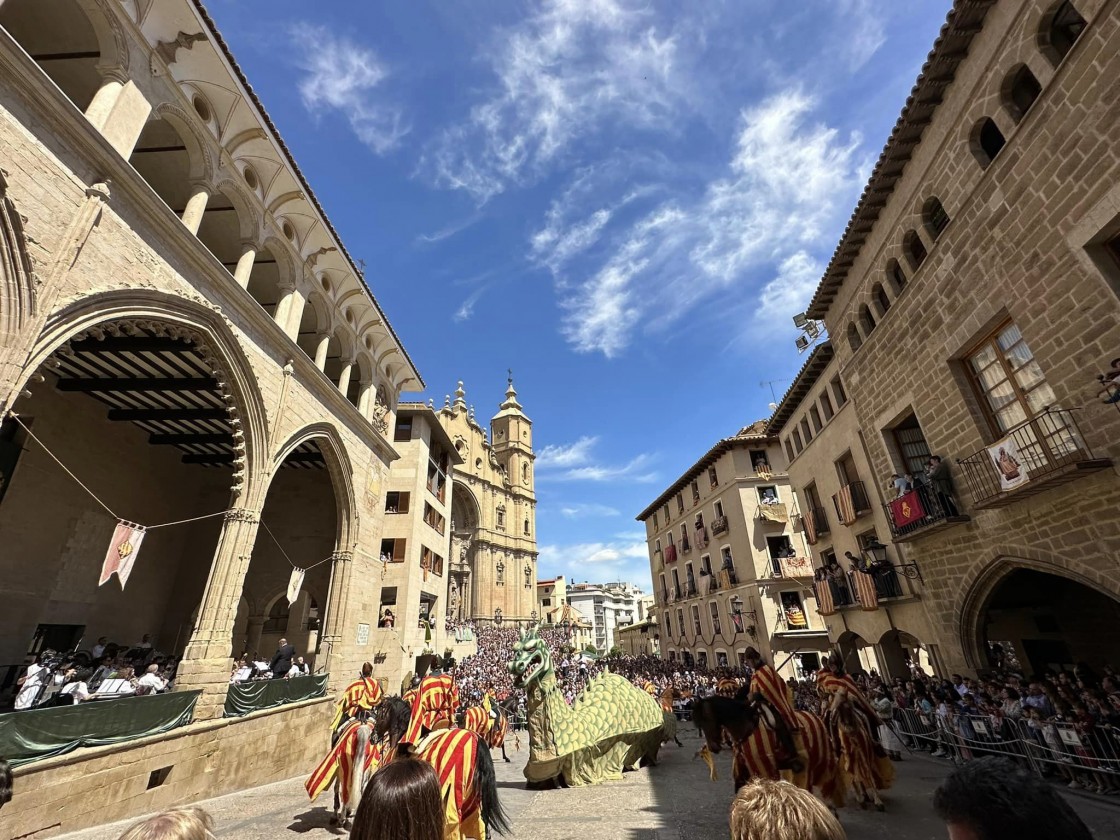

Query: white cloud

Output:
[837, 0, 887, 70]
[536, 435, 599, 468]
[416, 213, 484, 246]
[554, 88, 864, 356]
[453, 285, 490, 322]
[557, 502, 621, 518]
[538, 538, 653, 590]
[755, 251, 821, 326]
[293, 26, 408, 154]
[535, 435, 657, 482]
[422, 0, 685, 201]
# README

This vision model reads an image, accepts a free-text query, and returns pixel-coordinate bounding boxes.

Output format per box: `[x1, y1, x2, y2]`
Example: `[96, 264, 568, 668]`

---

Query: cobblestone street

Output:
[58, 731, 1120, 840]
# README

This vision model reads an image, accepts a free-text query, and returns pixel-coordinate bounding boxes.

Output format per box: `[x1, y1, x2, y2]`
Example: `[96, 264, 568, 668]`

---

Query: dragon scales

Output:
[508, 627, 673, 786]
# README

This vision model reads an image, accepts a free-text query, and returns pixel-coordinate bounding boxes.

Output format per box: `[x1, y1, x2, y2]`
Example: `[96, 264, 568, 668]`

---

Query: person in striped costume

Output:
[742, 648, 806, 776]
[402, 666, 461, 747]
[330, 662, 384, 733]
[817, 655, 893, 810]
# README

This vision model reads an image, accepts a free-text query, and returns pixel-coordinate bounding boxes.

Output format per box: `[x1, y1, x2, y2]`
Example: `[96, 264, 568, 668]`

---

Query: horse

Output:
[304, 711, 379, 830]
[692, 695, 844, 807]
[826, 692, 891, 811]
[376, 696, 511, 840]
[459, 700, 513, 763]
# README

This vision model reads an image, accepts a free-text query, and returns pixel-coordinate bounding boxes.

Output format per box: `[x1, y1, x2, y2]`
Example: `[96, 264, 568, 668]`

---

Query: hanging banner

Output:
[286, 567, 306, 605]
[889, 489, 926, 528]
[815, 581, 836, 616]
[987, 436, 1030, 492]
[100, 521, 146, 589]
[851, 570, 879, 611]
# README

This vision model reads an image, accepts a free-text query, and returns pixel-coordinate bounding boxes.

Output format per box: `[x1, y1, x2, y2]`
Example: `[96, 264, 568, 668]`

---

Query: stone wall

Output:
[6, 698, 333, 840]
[812, 0, 1120, 673]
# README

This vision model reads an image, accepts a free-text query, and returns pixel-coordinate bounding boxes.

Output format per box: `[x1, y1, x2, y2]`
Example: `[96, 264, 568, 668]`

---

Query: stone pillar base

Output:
[175, 655, 234, 720]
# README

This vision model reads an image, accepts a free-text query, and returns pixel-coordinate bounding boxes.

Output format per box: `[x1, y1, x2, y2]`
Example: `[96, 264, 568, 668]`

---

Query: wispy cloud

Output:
[453, 284, 491, 322]
[536, 436, 599, 468]
[536, 435, 657, 482]
[552, 88, 864, 356]
[421, 0, 686, 202]
[837, 0, 887, 70]
[292, 25, 408, 154]
[537, 537, 652, 589]
[557, 502, 622, 519]
[416, 213, 484, 246]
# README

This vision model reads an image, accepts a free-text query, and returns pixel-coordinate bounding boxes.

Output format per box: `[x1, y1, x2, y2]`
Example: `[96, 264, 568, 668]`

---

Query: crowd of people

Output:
[13, 634, 177, 710]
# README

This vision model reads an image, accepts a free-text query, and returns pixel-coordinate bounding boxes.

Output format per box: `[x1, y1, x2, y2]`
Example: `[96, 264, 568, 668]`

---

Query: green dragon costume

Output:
[508, 628, 671, 786]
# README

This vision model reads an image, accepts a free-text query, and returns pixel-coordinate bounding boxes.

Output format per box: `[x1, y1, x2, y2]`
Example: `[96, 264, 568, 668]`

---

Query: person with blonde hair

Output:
[116, 806, 214, 840]
[730, 778, 846, 840]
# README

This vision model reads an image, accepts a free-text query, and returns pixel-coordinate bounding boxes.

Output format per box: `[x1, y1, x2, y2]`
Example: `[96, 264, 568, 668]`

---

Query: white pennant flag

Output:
[287, 567, 306, 605]
[100, 521, 146, 590]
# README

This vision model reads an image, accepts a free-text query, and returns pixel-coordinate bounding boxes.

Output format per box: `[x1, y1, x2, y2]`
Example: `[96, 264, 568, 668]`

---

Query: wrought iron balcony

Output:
[685, 581, 699, 598]
[956, 408, 1111, 509]
[711, 516, 729, 536]
[707, 575, 722, 594]
[832, 480, 871, 525]
[680, 537, 692, 553]
[884, 482, 970, 543]
[800, 506, 830, 545]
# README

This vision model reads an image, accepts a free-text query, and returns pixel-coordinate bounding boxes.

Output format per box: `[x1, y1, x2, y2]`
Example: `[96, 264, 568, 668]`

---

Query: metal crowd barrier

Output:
[892, 707, 1120, 790]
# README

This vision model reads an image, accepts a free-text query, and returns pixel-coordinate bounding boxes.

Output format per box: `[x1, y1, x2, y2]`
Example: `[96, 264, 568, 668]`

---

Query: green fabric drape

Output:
[0, 690, 200, 766]
[223, 674, 327, 718]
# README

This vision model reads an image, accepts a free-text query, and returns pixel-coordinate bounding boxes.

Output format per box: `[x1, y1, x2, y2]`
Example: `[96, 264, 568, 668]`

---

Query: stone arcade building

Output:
[778, 0, 1120, 678]
[0, 0, 465, 834]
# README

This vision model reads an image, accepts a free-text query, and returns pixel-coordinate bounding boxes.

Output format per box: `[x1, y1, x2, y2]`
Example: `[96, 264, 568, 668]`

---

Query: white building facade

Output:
[566, 581, 647, 653]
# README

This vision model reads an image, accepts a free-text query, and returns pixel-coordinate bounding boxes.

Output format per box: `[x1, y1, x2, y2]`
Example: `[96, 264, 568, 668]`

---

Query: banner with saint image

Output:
[987, 435, 1030, 492]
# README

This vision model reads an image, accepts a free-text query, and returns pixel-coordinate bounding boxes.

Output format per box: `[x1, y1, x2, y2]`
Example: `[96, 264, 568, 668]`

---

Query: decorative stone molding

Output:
[154, 31, 208, 68]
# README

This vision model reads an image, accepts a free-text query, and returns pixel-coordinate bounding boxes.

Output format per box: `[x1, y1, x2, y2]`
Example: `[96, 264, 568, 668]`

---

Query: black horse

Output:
[692, 694, 803, 790]
[374, 695, 511, 837]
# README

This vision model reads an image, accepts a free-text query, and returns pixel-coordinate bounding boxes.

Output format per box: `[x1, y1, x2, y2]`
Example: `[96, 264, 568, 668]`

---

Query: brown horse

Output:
[692, 695, 844, 806]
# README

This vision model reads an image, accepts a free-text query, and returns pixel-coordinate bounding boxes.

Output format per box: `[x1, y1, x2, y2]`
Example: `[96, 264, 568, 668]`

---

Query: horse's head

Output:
[374, 696, 411, 746]
[692, 696, 761, 754]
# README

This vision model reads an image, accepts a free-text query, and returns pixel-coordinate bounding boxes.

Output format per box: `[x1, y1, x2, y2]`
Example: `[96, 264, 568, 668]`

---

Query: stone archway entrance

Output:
[974, 568, 1120, 675]
[449, 483, 481, 622]
[0, 318, 251, 681]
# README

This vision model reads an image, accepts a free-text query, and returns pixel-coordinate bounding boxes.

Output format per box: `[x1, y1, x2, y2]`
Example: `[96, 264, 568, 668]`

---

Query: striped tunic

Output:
[403, 673, 460, 745]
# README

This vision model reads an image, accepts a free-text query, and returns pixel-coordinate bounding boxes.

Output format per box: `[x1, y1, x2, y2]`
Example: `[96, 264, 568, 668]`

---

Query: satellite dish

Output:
[792, 312, 809, 329]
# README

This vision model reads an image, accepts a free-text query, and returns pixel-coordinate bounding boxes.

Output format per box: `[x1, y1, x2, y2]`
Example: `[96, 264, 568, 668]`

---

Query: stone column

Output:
[181, 182, 211, 236]
[357, 380, 373, 419]
[314, 334, 331, 371]
[278, 285, 305, 340]
[319, 550, 354, 691]
[232, 241, 257, 288]
[175, 507, 261, 719]
[85, 72, 125, 130]
[337, 359, 354, 398]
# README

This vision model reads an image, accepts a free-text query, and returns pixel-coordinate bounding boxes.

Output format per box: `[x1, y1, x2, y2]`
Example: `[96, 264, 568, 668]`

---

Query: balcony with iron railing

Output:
[680, 536, 692, 554]
[832, 480, 872, 525]
[883, 481, 970, 543]
[756, 502, 790, 525]
[711, 516, 729, 536]
[685, 581, 699, 599]
[956, 408, 1111, 509]
[800, 506, 831, 545]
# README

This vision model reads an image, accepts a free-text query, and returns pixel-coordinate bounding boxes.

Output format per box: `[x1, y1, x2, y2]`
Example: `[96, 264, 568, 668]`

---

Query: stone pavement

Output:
[57, 729, 1120, 839]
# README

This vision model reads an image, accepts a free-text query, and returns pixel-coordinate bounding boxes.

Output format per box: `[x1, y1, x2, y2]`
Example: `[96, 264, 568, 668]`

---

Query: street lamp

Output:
[861, 536, 889, 565]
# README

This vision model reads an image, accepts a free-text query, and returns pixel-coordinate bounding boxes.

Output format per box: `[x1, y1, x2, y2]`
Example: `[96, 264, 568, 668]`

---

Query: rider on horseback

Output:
[331, 662, 384, 733]
[742, 647, 805, 775]
[401, 658, 461, 747]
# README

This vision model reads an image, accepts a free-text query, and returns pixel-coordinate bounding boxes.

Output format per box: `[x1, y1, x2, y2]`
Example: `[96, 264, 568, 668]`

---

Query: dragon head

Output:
[509, 626, 552, 689]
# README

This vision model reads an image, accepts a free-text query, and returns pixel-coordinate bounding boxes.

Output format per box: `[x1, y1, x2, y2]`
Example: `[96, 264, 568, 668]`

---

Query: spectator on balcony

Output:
[1096, 357, 1120, 404]
[890, 473, 912, 498]
[826, 560, 852, 606]
[380, 609, 396, 628]
[870, 556, 903, 598]
[926, 456, 959, 516]
[760, 489, 780, 505]
[754, 457, 772, 475]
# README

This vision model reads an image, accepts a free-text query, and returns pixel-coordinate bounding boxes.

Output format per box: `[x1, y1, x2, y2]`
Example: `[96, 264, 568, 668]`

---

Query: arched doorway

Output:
[449, 483, 480, 622]
[236, 438, 339, 669]
[974, 568, 1120, 675]
[835, 630, 876, 677]
[0, 317, 252, 668]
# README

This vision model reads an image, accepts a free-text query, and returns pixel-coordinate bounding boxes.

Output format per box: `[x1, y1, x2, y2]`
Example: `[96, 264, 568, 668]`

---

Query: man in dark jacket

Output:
[270, 638, 295, 679]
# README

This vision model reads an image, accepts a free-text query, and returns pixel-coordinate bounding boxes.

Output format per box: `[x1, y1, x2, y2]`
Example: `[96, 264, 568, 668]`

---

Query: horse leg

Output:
[502, 742, 510, 762]
[464, 806, 486, 840]
[330, 780, 340, 825]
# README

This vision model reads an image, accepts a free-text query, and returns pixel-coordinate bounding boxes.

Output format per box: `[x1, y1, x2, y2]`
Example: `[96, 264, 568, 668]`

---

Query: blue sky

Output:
[207, 0, 951, 592]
